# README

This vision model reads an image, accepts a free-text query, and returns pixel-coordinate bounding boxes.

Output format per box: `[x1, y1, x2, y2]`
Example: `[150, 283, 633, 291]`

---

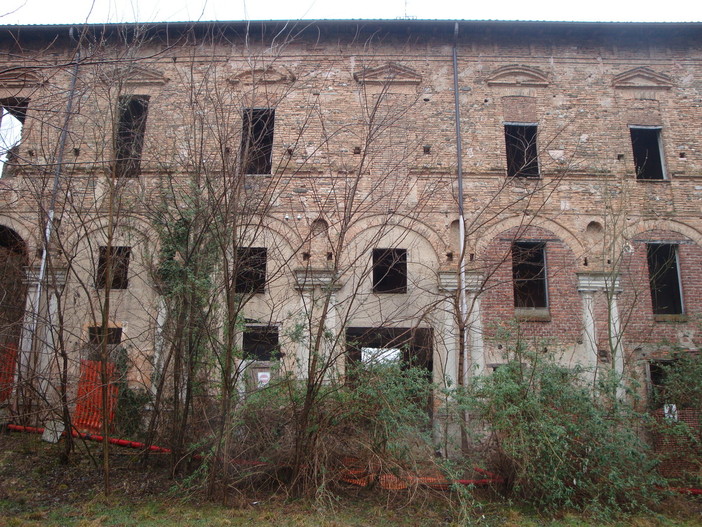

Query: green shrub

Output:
[216, 360, 435, 494]
[650, 353, 702, 486]
[457, 351, 662, 514]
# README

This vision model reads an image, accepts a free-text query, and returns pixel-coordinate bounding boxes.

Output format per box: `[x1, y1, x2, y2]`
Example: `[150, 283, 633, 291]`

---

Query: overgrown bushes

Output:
[206, 360, 435, 495]
[456, 349, 663, 514]
[650, 353, 702, 487]
[179, 334, 701, 515]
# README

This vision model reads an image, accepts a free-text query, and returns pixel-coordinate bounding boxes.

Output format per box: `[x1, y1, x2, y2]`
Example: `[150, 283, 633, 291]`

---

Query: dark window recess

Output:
[87, 326, 123, 360]
[649, 360, 675, 407]
[346, 327, 433, 372]
[0, 98, 29, 176]
[505, 124, 539, 178]
[241, 108, 274, 174]
[630, 127, 664, 180]
[88, 326, 123, 346]
[372, 248, 407, 293]
[647, 243, 683, 315]
[115, 95, 149, 178]
[512, 241, 548, 308]
[96, 246, 131, 290]
[235, 247, 267, 294]
[243, 326, 279, 361]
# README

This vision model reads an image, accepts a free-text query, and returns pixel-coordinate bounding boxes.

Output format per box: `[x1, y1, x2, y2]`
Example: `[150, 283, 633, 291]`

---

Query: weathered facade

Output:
[1, 20, 701, 426]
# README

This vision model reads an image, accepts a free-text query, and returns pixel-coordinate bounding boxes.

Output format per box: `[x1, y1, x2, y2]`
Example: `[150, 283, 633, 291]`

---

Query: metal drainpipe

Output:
[25, 27, 81, 392]
[452, 22, 470, 386]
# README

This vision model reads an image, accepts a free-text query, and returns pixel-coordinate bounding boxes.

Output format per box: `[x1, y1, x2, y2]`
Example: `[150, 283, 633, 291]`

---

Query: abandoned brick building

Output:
[0, 19, 701, 430]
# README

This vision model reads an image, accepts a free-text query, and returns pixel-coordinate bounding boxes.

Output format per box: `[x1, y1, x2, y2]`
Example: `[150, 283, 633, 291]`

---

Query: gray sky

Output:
[3, 0, 701, 25]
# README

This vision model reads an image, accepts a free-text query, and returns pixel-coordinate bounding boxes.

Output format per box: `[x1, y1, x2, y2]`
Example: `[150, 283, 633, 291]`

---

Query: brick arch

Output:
[0, 215, 35, 258]
[625, 219, 702, 247]
[73, 213, 158, 248]
[346, 213, 443, 264]
[238, 215, 305, 255]
[474, 215, 584, 260]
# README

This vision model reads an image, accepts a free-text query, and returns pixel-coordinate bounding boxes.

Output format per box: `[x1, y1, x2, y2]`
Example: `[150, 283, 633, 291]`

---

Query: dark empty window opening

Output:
[243, 326, 279, 361]
[630, 127, 665, 180]
[0, 98, 28, 177]
[647, 243, 683, 315]
[512, 241, 548, 308]
[241, 108, 274, 174]
[87, 326, 123, 360]
[505, 123, 539, 178]
[97, 246, 131, 290]
[346, 327, 433, 373]
[115, 95, 149, 178]
[235, 247, 267, 294]
[88, 326, 123, 347]
[372, 248, 407, 293]
[649, 360, 676, 408]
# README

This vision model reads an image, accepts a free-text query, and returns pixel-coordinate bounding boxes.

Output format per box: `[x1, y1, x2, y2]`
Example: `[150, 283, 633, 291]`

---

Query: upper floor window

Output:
[647, 243, 683, 315]
[235, 247, 267, 294]
[115, 95, 149, 178]
[0, 98, 28, 177]
[241, 108, 274, 175]
[96, 246, 131, 290]
[512, 241, 548, 309]
[630, 126, 665, 180]
[505, 123, 539, 178]
[372, 248, 407, 294]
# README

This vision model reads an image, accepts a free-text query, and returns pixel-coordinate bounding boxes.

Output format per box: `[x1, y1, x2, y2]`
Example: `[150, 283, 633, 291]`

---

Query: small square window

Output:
[630, 127, 665, 180]
[512, 242, 548, 308]
[241, 108, 274, 175]
[115, 95, 149, 178]
[96, 246, 131, 289]
[235, 247, 267, 294]
[647, 243, 683, 315]
[243, 326, 279, 361]
[505, 123, 539, 178]
[372, 248, 407, 294]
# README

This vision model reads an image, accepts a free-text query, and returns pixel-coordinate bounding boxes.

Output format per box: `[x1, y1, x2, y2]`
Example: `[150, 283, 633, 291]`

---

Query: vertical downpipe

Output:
[27, 28, 81, 395]
[452, 23, 469, 386]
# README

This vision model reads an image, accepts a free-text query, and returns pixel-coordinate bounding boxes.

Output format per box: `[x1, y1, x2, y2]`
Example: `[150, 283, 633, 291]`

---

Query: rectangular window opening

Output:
[243, 326, 279, 362]
[505, 123, 539, 178]
[241, 108, 274, 175]
[97, 246, 131, 290]
[86, 326, 123, 361]
[512, 241, 548, 308]
[88, 326, 123, 347]
[630, 127, 665, 180]
[372, 248, 407, 294]
[649, 359, 676, 410]
[115, 95, 149, 178]
[0, 98, 28, 177]
[235, 247, 267, 294]
[647, 243, 683, 315]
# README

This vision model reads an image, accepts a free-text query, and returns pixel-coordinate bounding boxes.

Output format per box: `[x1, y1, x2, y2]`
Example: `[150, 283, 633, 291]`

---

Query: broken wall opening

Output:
[0, 225, 27, 403]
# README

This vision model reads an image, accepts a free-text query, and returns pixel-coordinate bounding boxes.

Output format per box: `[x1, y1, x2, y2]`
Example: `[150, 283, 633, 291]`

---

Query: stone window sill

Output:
[653, 314, 688, 323]
[515, 307, 551, 322]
